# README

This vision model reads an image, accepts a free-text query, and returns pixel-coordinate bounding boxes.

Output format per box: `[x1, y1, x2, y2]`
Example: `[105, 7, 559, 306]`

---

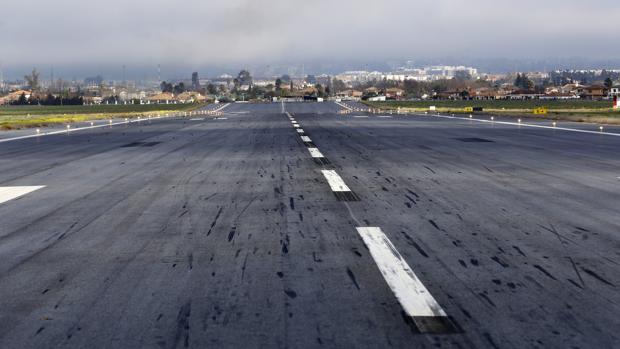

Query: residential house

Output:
[0, 90, 32, 104]
[336, 90, 363, 100]
[508, 89, 543, 100]
[175, 92, 206, 103]
[146, 92, 175, 104]
[580, 85, 608, 100]
[385, 88, 406, 100]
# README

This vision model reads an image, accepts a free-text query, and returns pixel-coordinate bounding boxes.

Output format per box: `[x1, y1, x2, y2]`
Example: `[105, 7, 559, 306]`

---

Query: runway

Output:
[0, 101, 618, 348]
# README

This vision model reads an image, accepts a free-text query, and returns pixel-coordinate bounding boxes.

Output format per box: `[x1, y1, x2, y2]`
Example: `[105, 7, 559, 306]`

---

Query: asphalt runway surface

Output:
[0, 102, 618, 348]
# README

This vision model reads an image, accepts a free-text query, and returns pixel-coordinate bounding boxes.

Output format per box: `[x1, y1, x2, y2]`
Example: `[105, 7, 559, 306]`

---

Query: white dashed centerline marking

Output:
[0, 186, 46, 205]
[308, 148, 325, 158]
[356, 227, 457, 333]
[297, 129, 305, 133]
[301, 136, 312, 142]
[321, 170, 351, 192]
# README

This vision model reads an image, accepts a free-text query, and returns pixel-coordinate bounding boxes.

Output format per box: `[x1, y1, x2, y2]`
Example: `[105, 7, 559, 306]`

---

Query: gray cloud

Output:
[1, 0, 619, 68]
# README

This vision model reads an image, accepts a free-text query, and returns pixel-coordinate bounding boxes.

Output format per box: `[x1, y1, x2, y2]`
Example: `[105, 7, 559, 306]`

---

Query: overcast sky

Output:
[1, 0, 619, 76]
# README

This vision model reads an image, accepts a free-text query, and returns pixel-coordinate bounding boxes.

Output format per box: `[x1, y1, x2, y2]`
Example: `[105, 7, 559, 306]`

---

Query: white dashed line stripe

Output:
[356, 227, 457, 333]
[296, 129, 305, 133]
[293, 124, 300, 128]
[0, 186, 46, 205]
[321, 170, 351, 192]
[356, 227, 446, 317]
[301, 136, 312, 142]
[433, 114, 620, 137]
[308, 148, 325, 158]
[353, 115, 368, 118]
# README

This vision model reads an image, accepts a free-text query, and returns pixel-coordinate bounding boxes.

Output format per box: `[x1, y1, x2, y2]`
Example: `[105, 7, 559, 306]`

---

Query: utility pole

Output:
[50, 66, 54, 92]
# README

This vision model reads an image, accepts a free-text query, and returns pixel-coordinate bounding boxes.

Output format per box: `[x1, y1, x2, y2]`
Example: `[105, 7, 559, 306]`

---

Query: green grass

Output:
[0, 103, 199, 117]
[363, 100, 613, 110]
[362, 100, 620, 124]
[0, 103, 206, 130]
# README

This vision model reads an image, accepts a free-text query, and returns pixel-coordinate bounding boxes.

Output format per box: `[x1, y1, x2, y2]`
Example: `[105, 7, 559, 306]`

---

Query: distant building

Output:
[146, 92, 175, 104]
[175, 92, 206, 103]
[385, 88, 406, 100]
[0, 90, 32, 104]
[580, 85, 608, 100]
[508, 90, 543, 100]
[335, 90, 363, 100]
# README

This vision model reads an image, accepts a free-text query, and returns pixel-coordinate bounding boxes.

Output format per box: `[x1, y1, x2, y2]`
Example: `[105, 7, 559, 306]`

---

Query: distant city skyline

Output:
[3, 57, 620, 82]
[1, 0, 619, 80]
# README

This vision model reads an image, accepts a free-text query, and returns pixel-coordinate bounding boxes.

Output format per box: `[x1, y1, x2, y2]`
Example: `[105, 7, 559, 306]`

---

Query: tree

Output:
[315, 84, 325, 98]
[604, 77, 614, 88]
[332, 79, 347, 93]
[173, 82, 186, 94]
[237, 70, 252, 86]
[16, 92, 28, 105]
[275, 78, 282, 90]
[454, 70, 472, 81]
[160, 81, 173, 93]
[514, 73, 534, 90]
[206, 83, 217, 95]
[24, 68, 40, 91]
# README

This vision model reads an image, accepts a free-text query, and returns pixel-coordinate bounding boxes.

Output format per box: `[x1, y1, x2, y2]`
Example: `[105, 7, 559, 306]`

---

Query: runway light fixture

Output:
[469, 115, 472, 118]
[36, 128, 40, 134]
[90, 122, 94, 126]
[518, 118, 522, 123]
[552, 122, 557, 127]
[600, 126, 604, 132]
[491, 116, 495, 121]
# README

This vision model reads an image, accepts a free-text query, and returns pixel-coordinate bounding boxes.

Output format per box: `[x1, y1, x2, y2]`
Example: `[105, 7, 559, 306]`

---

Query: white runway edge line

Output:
[356, 227, 459, 334]
[0, 186, 45, 205]
[211, 103, 231, 113]
[432, 114, 620, 137]
[0, 113, 179, 144]
[335, 101, 353, 111]
[308, 148, 325, 158]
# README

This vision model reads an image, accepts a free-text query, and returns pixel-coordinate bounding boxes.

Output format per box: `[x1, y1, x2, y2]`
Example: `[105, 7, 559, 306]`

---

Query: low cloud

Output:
[1, 0, 619, 68]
